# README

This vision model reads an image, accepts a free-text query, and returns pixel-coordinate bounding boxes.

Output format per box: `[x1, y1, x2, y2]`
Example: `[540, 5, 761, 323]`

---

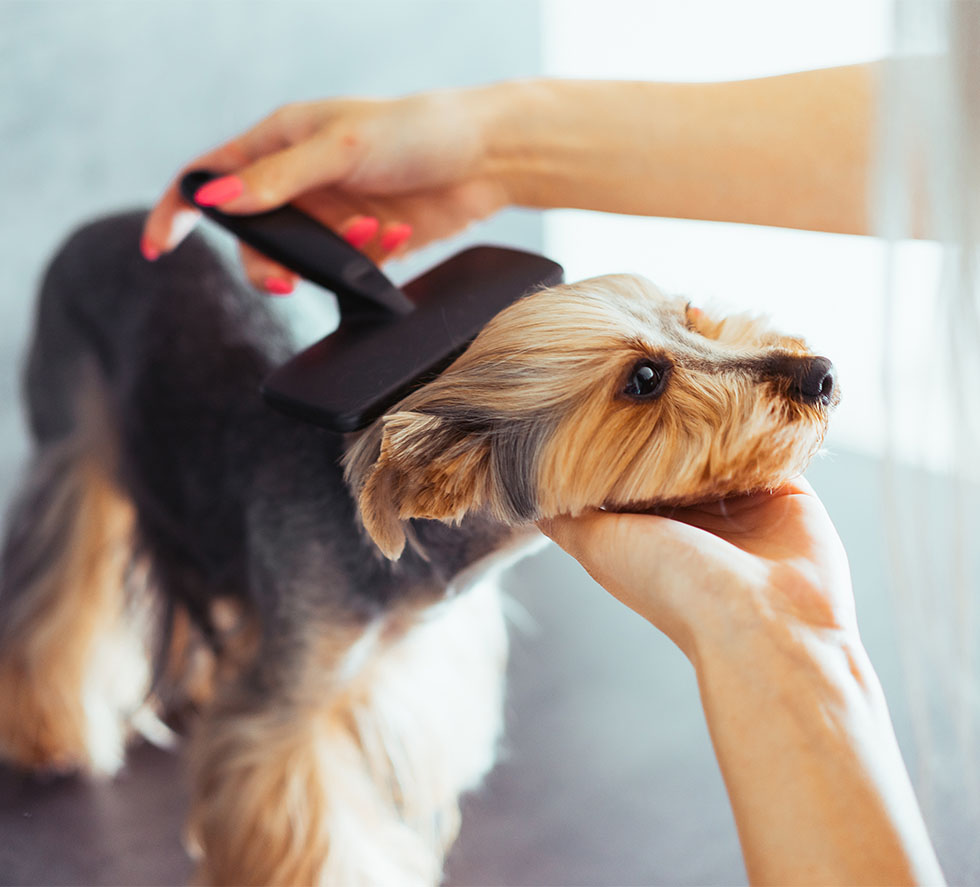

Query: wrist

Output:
[693, 611, 942, 887]
[474, 78, 567, 208]
[690, 599, 878, 716]
[683, 554, 860, 672]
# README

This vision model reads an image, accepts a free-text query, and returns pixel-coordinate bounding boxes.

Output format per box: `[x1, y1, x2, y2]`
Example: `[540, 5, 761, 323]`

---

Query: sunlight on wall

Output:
[539, 0, 937, 463]
[542, 0, 890, 81]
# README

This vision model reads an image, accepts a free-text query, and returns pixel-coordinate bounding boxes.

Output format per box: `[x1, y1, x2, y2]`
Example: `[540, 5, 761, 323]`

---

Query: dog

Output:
[0, 211, 837, 885]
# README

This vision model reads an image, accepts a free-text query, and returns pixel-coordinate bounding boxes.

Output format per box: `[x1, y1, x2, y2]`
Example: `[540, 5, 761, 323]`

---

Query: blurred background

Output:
[1, 1, 975, 885]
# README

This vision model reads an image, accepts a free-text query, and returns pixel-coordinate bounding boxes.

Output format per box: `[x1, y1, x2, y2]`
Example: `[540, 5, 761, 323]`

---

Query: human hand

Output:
[142, 87, 512, 293]
[543, 486, 949, 887]
[538, 478, 855, 665]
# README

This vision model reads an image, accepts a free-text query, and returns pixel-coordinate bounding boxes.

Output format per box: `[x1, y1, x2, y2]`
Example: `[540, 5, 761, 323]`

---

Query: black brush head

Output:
[181, 170, 563, 431]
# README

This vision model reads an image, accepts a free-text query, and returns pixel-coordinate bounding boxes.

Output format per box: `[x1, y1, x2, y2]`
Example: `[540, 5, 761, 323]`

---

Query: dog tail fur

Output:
[0, 432, 155, 775]
[0, 214, 159, 775]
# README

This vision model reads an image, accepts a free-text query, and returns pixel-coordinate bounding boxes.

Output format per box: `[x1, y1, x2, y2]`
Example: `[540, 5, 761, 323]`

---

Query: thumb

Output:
[540, 509, 703, 592]
[538, 510, 625, 575]
[537, 512, 589, 556]
[539, 511, 702, 647]
[196, 133, 354, 215]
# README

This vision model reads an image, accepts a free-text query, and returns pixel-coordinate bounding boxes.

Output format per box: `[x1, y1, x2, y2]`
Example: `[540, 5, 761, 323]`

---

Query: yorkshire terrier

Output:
[0, 211, 837, 885]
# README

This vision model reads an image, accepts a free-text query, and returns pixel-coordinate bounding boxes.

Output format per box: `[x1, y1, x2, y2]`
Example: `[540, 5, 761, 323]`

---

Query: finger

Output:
[539, 511, 661, 573]
[339, 215, 380, 250]
[358, 179, 506, 263]
[780, 475, 816, 497]
[537, 511, 595, 553]
[292, 189, 390, 255]
[294, 194, 406, 263]
[538, 512, 631, 598]
[199, 132, 356, 215]
[546, 507, 734, 578]
[635, 478, 818, 529]
[540, 511, 717, 643]
[238, 243, 299, 295]
[295, 188, 467, 264]
[142, 104, 311, 257]
[364, 188, 471, 262]
[227, 100, 322, 160]
[377, 222, 414, 258]
[142, 183, 199, 260]
[142, 139, 257, 257]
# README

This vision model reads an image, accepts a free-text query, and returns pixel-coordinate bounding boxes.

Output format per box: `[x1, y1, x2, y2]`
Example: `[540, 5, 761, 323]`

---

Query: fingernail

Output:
[380, 223, 412, 253]
[194, 175, 244, 207]
[140, 237, 160, 262]
[342, 216, 379, 249]
[171, 208, 200, 244]
[264, 276, 294, 296]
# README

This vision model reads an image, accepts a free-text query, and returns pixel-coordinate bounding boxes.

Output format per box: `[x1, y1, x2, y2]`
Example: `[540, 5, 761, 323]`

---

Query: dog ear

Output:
[349, 411, 495, 559]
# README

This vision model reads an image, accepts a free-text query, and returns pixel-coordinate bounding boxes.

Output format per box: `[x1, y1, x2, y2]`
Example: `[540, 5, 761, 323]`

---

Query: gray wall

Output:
[0, 0, 544, 498]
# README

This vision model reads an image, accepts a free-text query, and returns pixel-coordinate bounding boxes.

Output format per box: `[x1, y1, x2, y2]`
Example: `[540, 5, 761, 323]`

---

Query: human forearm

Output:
[695, 624, 943, 886]
[481, 67, 877, 235]
[542, 483, 943, 884]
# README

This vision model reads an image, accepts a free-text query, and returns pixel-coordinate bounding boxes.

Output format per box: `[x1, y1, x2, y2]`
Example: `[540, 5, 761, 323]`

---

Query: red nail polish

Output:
[380, 223, 412, 253]
[194, 175, 244, 207]
[140, 237, 160, 262]
[264, 277, 294, 296]
[343, 216, 380, 249]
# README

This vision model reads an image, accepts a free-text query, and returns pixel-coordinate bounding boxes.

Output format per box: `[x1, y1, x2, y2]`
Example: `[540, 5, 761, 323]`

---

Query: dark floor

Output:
[1, 449, 975, 886]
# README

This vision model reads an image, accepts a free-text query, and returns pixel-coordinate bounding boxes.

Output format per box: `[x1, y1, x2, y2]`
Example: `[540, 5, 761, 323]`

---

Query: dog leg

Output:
[187, 579, 508, 887]
[185, 622, 424, 887]
[0, 440, 155, 776]
[346, 578, 510, 862]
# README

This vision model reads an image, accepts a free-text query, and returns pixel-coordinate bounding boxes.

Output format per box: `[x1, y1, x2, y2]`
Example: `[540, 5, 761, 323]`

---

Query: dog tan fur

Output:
[187, 579, 508, 887]
[1, 231, 837, 887]
[346, 274, 835, 559]
[0, 440, 155, 775]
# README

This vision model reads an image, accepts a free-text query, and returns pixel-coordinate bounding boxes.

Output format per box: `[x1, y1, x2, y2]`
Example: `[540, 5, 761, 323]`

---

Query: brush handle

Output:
[180, 170, 413, 319]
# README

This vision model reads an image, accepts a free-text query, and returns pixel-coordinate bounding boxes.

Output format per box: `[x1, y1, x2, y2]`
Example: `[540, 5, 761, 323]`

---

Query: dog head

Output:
[344, 274, 839, 558]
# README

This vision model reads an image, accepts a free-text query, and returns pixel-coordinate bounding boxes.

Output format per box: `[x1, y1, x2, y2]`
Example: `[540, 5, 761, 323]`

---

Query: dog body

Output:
[0, 211, 836, 885]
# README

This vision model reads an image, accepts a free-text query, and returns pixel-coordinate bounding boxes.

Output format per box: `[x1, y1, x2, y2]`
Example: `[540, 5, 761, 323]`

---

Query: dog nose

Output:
[792, 356, 836, 405]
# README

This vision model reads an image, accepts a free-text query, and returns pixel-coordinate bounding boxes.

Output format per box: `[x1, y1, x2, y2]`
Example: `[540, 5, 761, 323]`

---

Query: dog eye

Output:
[624, 359, 669, 398]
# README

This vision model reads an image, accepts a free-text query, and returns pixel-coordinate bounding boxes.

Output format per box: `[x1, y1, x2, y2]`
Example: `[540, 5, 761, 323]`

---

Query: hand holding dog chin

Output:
[538, 477, 856, 666]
